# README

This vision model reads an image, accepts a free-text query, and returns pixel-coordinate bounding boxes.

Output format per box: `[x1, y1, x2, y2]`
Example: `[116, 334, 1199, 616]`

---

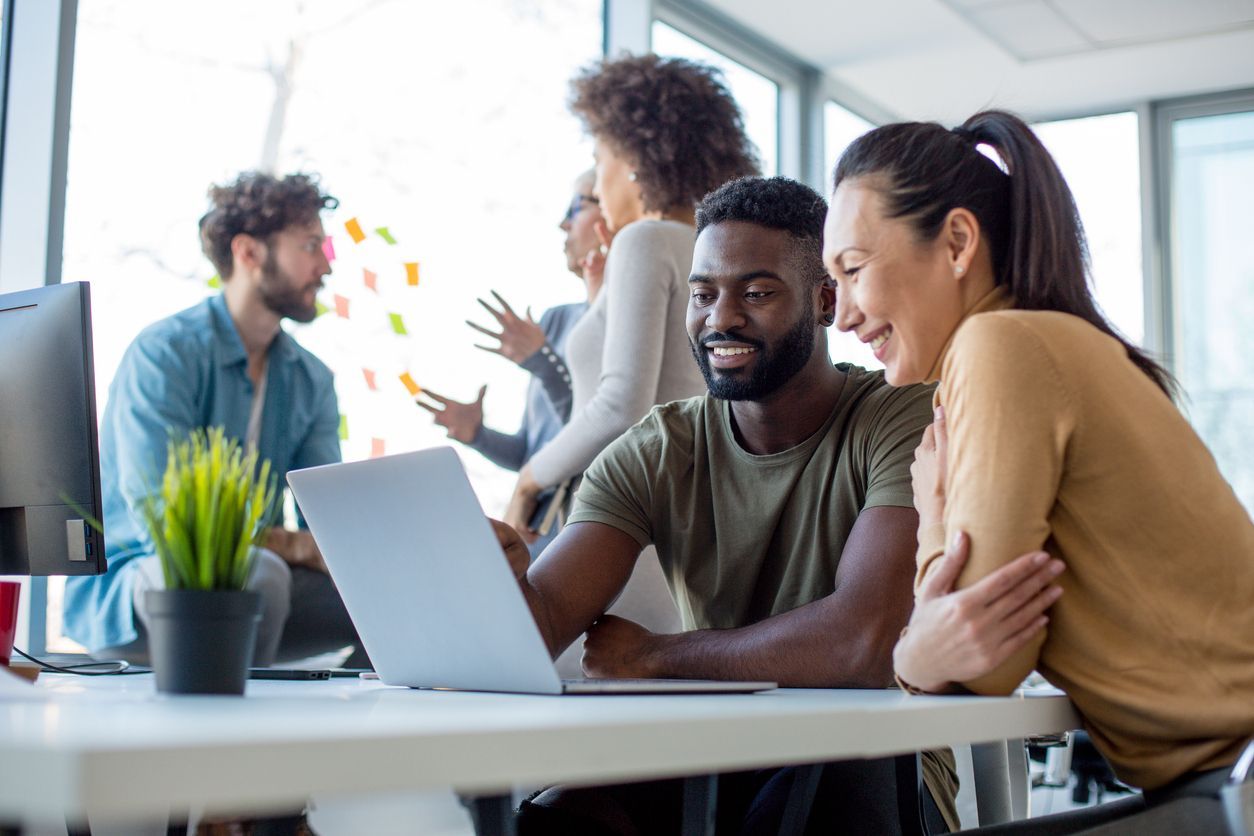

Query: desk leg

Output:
[971, 740, 1016, 826]
[682, 774, 718, 836]
[467, 794, 516, 836]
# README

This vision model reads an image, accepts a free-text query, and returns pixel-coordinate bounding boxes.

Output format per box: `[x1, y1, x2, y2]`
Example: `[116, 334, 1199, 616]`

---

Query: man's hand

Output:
[264, 528, 327, 573]
[911, 405, 948, 531]
[417, 386, 485, 444]
[488, 517, 531, 581]
[893, 532, 1065, 693]
[582, 615, 662, 679]
[466, 291, 546, 365]
[503, 466, 542, 545]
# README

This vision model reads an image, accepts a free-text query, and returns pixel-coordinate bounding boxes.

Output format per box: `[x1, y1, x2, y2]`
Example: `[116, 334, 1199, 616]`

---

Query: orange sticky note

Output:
[362, 368, 378, 390]
[398, 372, 421, 397]
[363, 269, 378, 292]
[344, 217, 366, 244]
[371, 437, 386, 458]
[333, 294, 350, 318]
[405, 262, 420, 287]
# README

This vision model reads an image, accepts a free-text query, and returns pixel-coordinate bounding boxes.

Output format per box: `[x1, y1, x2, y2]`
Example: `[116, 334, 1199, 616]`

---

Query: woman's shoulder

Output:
[953, 308, 1112, 357]
[945, 309, 1127, 409]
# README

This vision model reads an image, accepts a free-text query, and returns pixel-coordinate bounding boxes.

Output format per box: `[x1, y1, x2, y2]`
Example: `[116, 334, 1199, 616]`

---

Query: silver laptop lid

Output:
[287, 447, 563, 694]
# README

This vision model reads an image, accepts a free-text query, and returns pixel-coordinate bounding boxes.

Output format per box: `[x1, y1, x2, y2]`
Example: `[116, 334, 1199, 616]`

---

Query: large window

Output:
[1166, 106, 1254, 513]
[48, 0, 602, 651]
[1033, 112, 1144, 344]
[823, 100, 879, 370]
[650, 20, 779, 175]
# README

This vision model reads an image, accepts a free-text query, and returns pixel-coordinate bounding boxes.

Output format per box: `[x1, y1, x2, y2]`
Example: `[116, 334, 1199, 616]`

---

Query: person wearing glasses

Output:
[503, 54, 760, 540]
[419, 170, 607, 555]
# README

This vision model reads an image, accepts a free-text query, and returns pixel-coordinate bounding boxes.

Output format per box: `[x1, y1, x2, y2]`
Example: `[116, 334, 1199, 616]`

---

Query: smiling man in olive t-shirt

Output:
[501, 176, 956, 834]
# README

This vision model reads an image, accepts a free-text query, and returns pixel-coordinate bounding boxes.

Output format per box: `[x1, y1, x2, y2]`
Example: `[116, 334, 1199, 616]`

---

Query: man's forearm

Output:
[643, 599, 903, 688]
[264, 528, 324, 571]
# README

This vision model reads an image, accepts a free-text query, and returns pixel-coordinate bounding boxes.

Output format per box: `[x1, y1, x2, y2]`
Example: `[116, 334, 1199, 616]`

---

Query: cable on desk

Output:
[10, 646, 149, 675]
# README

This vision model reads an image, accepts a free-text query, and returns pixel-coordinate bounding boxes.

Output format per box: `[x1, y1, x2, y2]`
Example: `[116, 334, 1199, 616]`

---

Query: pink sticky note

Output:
[371, 438, 386, 458]
[334, 294, 350, 319]
[322, 235, 336, 263]
[363, 269, 378, 292]
[362, 368, 378, 390]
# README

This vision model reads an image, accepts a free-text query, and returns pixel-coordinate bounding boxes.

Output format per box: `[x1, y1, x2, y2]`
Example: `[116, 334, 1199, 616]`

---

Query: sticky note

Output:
[375, 226, 397, 245]
[398, 372, 421, 397]
[338, 415, 348, 441]
[405, 262, 420, 287]
[371, 437, 386, 458]
[207, 274, 222, 289]
[389, 312, 408, 335]
[322, 235, 336, 263]
[362, 368, 377, 390]
[334, 294, 350, 319]
[363, 269, 378, 292]
[344, 218, 366, 244]
[315, 301, 330, 318]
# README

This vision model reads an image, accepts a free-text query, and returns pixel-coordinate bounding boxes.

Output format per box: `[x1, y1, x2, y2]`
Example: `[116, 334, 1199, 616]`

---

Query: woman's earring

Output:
[628, 171, 638, 182]
[954, 265, 965, 277]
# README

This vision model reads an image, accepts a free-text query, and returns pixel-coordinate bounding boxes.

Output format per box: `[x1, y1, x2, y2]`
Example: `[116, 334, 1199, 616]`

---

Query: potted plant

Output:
[141, 427, 276, 695]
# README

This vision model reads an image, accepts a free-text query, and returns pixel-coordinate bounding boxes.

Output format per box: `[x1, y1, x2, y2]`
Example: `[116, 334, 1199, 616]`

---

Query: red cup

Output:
[0, 580, 19, 667]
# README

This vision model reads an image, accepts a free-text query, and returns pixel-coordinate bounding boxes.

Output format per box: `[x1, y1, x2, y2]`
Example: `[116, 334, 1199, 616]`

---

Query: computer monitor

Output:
[0, 282, 105, 575]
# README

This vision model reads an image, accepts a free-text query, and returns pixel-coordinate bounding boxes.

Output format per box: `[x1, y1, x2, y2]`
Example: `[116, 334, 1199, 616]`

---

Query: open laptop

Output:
[286, 447, 775, 695]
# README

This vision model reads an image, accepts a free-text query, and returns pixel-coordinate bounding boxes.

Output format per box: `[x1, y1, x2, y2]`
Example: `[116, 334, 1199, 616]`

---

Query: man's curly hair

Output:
[569, 55, 760, 213]
[199, 172, 338, 279]
[696, 176, 829, 286]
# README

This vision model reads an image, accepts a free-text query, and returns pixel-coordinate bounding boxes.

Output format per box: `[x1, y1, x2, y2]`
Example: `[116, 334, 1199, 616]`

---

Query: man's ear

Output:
[230, 233, 266, 278]
[818, 278, 836, 326]
[943, 208, 981, 280]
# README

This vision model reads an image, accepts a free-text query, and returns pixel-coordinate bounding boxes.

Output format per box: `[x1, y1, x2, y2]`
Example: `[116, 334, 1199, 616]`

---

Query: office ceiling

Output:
[702, 0, 1254, 122]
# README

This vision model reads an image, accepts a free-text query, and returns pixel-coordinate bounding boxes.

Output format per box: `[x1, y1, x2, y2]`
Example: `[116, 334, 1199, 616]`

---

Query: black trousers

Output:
[517, 756, 949, 836]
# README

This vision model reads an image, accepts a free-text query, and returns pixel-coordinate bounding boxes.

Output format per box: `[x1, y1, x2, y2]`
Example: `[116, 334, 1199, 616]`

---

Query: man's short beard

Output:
[691, 305, 816, 402]
[257, 246, 317, 323]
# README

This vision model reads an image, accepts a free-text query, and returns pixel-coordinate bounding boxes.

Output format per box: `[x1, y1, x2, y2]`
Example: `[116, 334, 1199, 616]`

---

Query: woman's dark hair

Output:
[199, 172, 338, 279]
[833, 110, 1175, 398]
[569, 54, 760, 214]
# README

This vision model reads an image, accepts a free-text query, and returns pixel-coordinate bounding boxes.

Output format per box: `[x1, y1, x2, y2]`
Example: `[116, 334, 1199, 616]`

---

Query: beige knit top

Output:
[916, 287, 1254, 790]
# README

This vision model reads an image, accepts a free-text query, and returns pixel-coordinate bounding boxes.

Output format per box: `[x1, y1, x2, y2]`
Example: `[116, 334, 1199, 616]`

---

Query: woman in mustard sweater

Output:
[823, 109, 1254, 832]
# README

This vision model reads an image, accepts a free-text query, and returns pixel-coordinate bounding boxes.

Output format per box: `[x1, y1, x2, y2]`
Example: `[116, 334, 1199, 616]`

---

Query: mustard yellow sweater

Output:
[916, 288, 1254, 790]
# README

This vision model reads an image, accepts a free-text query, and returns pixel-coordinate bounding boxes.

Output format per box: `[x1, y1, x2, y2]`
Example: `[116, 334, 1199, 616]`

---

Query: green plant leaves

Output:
[140, 428, 277, 591]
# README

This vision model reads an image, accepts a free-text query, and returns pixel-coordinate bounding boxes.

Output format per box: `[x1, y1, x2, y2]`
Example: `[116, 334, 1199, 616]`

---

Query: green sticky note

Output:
[315, 300, 330, 318]
[375, 226, 397, 245]
[338, 414, 348, 441]
[389, 312, 408, 335]
[207, 274, 222, 289]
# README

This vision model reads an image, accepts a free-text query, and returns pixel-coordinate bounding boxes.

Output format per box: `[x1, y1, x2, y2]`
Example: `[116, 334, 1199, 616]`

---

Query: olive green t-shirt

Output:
[568, 364, 935, 631]
[567, 365, 957, 829]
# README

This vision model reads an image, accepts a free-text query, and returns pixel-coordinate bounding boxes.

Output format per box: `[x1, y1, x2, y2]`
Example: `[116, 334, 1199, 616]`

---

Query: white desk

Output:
[0, 673, 1079, 832]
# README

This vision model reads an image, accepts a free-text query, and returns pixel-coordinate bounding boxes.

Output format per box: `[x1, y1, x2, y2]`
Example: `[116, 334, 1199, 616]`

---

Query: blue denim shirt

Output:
[63, 294, 341, 652]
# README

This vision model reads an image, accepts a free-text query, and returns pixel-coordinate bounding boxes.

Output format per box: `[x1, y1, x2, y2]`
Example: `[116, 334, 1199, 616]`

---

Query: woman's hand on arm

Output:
[893, 532, 1065, 694]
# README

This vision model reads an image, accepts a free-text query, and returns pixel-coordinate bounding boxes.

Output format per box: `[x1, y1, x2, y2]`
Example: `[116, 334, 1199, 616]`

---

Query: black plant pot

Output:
[144, 589, 262, 695]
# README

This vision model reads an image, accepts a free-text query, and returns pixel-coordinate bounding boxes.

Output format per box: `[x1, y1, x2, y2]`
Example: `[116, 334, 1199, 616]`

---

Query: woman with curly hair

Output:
[505, 54, 760, 538]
